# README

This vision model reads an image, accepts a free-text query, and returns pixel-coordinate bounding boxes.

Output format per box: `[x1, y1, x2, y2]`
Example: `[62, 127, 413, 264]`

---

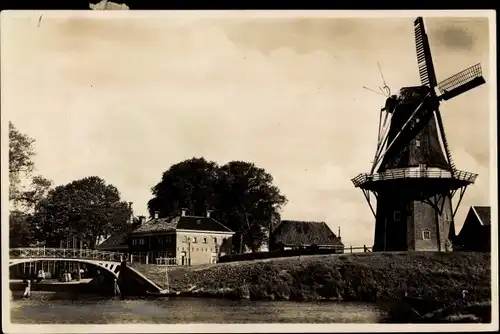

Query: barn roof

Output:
[271, 220, 343, 246]
[130, 215, 233, 234]
[97, 223, 139, 250]
[472, 206, 491, 226]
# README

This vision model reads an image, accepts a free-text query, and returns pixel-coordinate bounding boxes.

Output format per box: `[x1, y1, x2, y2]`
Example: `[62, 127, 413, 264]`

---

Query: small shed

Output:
[455, 206, 491, 252]
[270, 220, 344, 252]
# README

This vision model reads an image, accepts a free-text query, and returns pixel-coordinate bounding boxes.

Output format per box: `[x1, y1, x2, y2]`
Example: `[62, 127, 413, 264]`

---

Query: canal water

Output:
[10, 291, 391, 324]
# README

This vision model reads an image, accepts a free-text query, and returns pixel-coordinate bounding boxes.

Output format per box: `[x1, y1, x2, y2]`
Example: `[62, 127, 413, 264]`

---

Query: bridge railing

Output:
[10, 247, 126, 262]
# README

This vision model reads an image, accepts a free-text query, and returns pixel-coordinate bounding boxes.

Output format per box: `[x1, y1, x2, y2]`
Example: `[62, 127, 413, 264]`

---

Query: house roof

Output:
[130, 215, 233, 234]
[97, 223, 139, 250]
[271, 220, 344, 246]
[472, 206, 491, 226]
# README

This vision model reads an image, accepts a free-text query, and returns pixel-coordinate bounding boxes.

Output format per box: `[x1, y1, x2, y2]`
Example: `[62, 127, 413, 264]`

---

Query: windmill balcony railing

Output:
[10, 247, 127, 262]
[351, 168, 478, 187]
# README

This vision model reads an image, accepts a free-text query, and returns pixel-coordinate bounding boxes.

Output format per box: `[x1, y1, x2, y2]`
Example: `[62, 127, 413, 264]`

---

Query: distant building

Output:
[96, 219, 145, 253]
[127, 209, 235, 265]
[455, 206, 491, 252]
[269, 220, 344, 252]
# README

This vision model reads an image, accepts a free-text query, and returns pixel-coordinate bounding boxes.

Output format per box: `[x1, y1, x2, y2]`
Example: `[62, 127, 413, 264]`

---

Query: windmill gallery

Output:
[351, 17, 487, 252]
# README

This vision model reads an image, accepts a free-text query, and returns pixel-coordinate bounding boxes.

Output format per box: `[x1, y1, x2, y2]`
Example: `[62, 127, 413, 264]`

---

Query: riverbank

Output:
[131, 251, 491, 306]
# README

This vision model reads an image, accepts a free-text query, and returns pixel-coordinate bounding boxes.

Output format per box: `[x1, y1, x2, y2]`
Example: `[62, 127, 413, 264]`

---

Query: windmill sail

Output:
[414, 17, 438, 88]
[437, 63, 486, 101]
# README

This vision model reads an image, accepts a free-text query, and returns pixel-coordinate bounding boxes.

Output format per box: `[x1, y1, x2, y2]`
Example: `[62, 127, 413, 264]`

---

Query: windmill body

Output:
[352, 17, 486, 252]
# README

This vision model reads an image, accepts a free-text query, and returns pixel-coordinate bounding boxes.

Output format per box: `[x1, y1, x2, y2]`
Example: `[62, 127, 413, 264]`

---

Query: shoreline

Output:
[134, 252, 491, 303]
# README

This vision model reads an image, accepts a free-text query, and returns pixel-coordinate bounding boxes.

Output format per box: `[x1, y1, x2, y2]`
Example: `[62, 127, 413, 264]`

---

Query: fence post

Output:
[350, 246, 353, 254]
[145, 254, 149, 265]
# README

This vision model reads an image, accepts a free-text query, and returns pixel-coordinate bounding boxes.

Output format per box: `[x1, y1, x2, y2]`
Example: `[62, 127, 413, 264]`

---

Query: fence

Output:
[351, 168, 477, 187]
[154, 257, 178, 266]
[218, 245, 372, 263]
[10, 247, 126, 262]
[128, 253, 177, 266]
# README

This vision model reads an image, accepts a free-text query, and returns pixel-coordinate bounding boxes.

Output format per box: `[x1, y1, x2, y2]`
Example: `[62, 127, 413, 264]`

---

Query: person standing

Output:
[22, 279, 31, 298]
[113, 278, 121, 296]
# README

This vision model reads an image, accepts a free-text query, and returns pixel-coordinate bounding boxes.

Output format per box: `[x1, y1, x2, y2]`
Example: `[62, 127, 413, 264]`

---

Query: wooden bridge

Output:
[9, 248, 127, 277]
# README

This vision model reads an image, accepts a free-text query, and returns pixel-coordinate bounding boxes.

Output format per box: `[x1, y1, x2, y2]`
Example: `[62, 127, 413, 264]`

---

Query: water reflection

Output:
[11, 291, 389, 324]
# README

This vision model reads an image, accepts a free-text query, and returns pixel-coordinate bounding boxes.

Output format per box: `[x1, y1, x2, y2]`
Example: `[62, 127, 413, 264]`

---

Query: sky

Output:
[1, 11, 494, 247]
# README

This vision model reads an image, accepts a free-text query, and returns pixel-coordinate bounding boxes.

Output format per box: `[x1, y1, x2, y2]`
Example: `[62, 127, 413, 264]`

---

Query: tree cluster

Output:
[8, 122, 131, 248]
[148, 157, 287, 253]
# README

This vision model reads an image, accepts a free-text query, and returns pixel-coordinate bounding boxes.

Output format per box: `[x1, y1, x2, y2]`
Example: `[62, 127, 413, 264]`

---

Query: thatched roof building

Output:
[270, 220, 344, 251]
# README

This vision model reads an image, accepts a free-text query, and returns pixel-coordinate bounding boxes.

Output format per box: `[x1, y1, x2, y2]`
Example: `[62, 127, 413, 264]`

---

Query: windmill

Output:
[351, 17, 486, 252]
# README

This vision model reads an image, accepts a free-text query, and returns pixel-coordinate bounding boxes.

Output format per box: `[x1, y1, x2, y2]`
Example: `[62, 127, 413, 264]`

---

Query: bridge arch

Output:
[9, 258, 121, 278]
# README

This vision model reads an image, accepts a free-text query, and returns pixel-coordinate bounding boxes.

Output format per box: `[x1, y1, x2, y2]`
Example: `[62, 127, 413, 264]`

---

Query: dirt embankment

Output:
[131, 252, 491, 305]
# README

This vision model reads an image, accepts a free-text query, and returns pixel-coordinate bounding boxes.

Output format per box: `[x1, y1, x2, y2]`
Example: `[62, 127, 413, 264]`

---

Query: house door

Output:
[181, 251, 186, 266]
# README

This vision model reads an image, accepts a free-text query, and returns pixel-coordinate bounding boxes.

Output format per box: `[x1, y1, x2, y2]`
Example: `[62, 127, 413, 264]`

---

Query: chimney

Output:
[154, 211, 160, 219]
[181, 208, 187, 217]
[338, 227, 341, 241]
[137, 216, 146, 224]
[206, 210, 213, 218]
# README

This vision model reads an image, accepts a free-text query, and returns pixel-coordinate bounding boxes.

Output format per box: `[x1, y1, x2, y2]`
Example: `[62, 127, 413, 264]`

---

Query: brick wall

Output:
[412, 199, 439, 251]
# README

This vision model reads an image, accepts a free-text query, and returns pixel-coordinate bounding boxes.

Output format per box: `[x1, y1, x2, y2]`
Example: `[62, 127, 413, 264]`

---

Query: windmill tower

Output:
[351, 17, 486, 252]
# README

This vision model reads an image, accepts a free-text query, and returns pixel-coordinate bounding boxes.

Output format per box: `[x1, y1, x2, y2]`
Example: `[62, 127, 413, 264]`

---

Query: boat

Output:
[146, 289, 181, 297]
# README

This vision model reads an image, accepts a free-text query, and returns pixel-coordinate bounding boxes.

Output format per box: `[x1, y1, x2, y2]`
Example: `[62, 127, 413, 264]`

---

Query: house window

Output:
[416, 140, 421, 148]
[158, 238, 163, 244]
[203, 237, 207, 243]
[193, 237, 197, 243]
[132, 239, 137, 246]
[393, 211, 401, 222]
[213, 237, 217, 244]
[422, 230, 431, 240]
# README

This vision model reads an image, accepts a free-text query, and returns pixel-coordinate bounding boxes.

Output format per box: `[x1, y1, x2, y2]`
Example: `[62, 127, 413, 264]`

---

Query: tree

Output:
[218, 161, 287, 252]
[8, 122, 53, 247]
[32, 176, 132, 248]
[148, 157, 220, 217]
[9, 210, 37, 247]
[148, 157, 288, 253]
[9, 122, 53, 210]
[9, 121, 35, 203]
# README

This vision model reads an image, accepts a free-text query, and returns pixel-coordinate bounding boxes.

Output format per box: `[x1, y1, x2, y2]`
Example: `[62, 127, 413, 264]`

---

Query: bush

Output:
[136, 252, 491, 304]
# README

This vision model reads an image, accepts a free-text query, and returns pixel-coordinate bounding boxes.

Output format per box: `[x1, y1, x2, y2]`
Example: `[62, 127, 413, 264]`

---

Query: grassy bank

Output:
[131, 252, 491, 305]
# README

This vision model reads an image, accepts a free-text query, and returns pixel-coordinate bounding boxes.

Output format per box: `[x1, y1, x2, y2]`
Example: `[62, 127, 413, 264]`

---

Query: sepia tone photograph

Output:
[1, 9, 497, 333]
